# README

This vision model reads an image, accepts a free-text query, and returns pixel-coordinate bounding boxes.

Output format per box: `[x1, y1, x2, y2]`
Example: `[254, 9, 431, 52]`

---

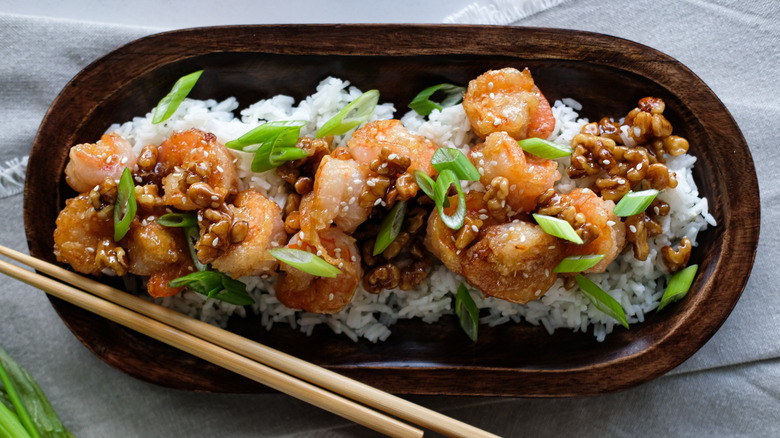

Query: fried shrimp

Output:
[275, 227, 362, 314]
[469, 131, 560, 214]
[207, 190, 287, 278]
[64, 132, 137, 193]
[563, 188, 626, 273]
[462, 67, 555, 140]
[347, 119, 438, 178]
[53, 193, 119, 275]
[155, 128, 239, 210]
[424, 192, 565, 304]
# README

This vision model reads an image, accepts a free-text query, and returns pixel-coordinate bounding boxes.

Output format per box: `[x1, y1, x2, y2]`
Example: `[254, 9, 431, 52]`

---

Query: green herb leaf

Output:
[517, 137, 573, 159]
[455, 283, 479, 342]
[113, 167, 137, 241]
[408, 83, 466, 116]
[435, 169, 466, 230]
[553, 254, 606, 273]
[658, 264, 698, 311]
[152, 70, 203, 124]
[316, 89, 379, 137]
[0, 346, 75, 438]
[613, 189, 659, 217]
[268, 248, 342, 278]
[431, 148, 480, 181]
[532, 214, 583, 244]
[373, 201, 407, 256]
[0, 358, 38, 438]
[168, 271, 254, 306]
[575, 274, 629, 329]
[157, 213, 198, 228]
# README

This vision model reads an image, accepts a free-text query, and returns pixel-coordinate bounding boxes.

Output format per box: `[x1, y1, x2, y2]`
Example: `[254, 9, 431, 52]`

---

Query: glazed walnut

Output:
[662, 237, 692, 273]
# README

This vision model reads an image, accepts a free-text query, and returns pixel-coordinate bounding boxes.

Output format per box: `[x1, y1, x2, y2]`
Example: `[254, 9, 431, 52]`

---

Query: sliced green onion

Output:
[168, 271, 254, 306]
[225, 120, 306, 151]
[157, 213, 198, 228]
[658, 264, 698, 311]
[0, 399, 32, 438]
[431, 148, 480, 181]
[0, 357, 39, 438]
[414, 170, 436, 200]
[455, 283, 479, 342]
[113, 167, 137, 241]
[183, 226, 208, 272]
[408, 83, 466, 116]
[152, 70, 203, 124]
[532, 214, 583, 244]
[0, 346, 73, 438]
[268, 248, 342, 278]
[553, 254, 606, 273]
[373, 201, 407, 256]
[435, 169, 466, 230]
[517, 137, 573, 159]
[575, 274, 629, 329]
[251, 144, 309, 173]
[316, 89, 379, 138]
[613, 189, 659, 217]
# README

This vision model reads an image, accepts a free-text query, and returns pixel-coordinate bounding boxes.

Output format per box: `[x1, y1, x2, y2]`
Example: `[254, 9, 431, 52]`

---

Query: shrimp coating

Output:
[462, 67, 555, 140]
[123, 213, 195, 297]
[299, 155, 372, 235]
[469, 131, 560, 213]
[564, 188, 626, 273]
[64, 132, 137, 193]
[53, 194, 118, 275]
[208, 190, 287, 278]
[424, 192, 565, 304]
[275, 227, 362, 314]
[348, 119, 439, 179]
[155, 129, 239, 210]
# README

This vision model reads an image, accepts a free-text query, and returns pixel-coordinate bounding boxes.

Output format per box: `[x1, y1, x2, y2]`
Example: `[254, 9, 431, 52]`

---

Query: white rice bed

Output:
[108, 77, 715, 343]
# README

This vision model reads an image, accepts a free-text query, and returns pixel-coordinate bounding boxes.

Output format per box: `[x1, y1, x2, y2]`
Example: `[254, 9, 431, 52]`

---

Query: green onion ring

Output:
[268, 247, 343, 278]
[152, 70, 203, 124]
[575, 274, 629, 329]
[408, 83, 465, 116]
[113, 167, 137, 241]
[373, 200, 407, 256]
[316, 89, 379, 138]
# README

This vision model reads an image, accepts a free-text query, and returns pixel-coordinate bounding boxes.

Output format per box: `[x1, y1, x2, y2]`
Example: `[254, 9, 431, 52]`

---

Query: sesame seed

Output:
[636, 162, 643, 170]
[471, 225, 479, 232]
[456, 249, 461, 255]
[349, 197, 356, 204]
[548, 245, 555, 249]
[493, 119, 501, 126]
[602, 160, 610, 165]
[374, 198, 382, 206]
[342, 205, 350, 212]
[211, 195, 219, 201]
[545, 269, 549, 277]
[328, 293, 334, 301]
[120, 156, 128, 165]
[520, 235, 526, 242]
[607, 220, 616, 226]
[629, 225, 637, 233]
[509, 184, 517, 191]
[367, 180, 376, 187]
[654, 206, 660, 215]
[478, 209, 488, 214]
[523, 273, 529, 278]
[212, 237, 220, 247]
[141, 219, 148, 227]
[478, 167, 485, 176]
[351, 255, 357, 262]
[479, 159, 485, 166]
[134, 176, 142, 183]
[316, 250, 322, 256]
[491, 160, 498, 166]
[534, 289, 542, 297]
[105, 155, 114, 164]
[338, 262, 344, 269]
[489, 92, 495, 99]
[86, 247, 95, 253]
[479, 214, 489, 220]
[216, 165, 224, 173]
[203, 151, 209, 157]
[299, 231, 305, 239]
[488, 81, 494, 90]
[388, 153, 398, 160]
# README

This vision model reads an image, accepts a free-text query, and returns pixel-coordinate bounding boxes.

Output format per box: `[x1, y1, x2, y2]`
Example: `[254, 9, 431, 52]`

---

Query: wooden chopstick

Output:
[0, 257, 421, 438]
[0, 246, 500, 438]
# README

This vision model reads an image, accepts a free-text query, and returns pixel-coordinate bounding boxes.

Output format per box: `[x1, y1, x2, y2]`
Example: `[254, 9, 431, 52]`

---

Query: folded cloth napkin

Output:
[1, 0, 778, 436]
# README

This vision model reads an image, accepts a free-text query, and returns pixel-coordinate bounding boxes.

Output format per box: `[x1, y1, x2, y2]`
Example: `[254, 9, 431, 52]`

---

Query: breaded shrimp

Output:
[155, 128, 239, 210]
[462, 67, 555, 140]
[64, 132, 137, 193]
[564, 188, 626, 273]
[208, 190, 287, 278]
[469, 131, 560, 214]
[53, 194, 118, 275]
[275, 227, 362, 314]
[347, 119, 438, 178]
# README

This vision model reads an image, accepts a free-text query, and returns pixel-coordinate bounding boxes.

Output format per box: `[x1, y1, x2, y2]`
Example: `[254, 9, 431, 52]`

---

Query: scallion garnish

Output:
[455, 283, 479, 342]
[152, 70, 203, 124]
[657, 264, 698, 311]
[553, 254, 606, 273]
[157, 212, 198, 228]
[612, 189, 659, 217]
[373, 200, 407, 256]
[316, 89, 379, 138]
[268, 248, 342, 278]
[226, 121, 308, 172]
[517, 137, 573, 159]
[532, 214, 583, 244]
[431, 148, 480, 181]
[168, 271, 254, 306]
[575, 274, 629, 329]
[0, 356, 39, 438]
[414, 170, 436, 201]
[408, 83, 466, 116]
[113, 167, 137, 241]
[434, 169, 467, 230]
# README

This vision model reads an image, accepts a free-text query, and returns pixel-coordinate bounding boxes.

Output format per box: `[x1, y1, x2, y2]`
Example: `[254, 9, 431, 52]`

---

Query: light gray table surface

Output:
[1, 0, 778, 436]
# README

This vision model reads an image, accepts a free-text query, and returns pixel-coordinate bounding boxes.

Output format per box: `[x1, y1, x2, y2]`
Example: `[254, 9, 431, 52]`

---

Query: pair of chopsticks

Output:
[0, 245, 499, 438]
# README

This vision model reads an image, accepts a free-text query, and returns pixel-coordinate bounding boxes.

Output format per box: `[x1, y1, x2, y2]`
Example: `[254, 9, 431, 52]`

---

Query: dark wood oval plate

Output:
[24, 25, 759, 396]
